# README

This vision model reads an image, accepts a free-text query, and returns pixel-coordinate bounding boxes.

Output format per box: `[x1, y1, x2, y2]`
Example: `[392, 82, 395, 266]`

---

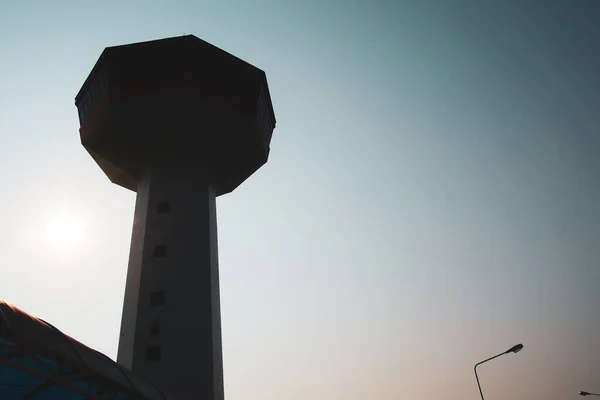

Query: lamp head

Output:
[580, 391, 591, 396]
[506, 343, 523, 354]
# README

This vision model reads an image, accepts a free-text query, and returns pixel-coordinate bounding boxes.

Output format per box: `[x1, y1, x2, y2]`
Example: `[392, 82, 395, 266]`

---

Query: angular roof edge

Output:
[74, 34, 268, 105]
[0, 299, 177, 400]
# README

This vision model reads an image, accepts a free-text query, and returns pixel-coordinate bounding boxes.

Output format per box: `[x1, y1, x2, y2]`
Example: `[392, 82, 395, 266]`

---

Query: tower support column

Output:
[117, 165, 224, 400]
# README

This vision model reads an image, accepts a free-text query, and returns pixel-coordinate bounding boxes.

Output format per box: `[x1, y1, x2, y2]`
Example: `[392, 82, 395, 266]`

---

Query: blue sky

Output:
[1, 1, 599, 399]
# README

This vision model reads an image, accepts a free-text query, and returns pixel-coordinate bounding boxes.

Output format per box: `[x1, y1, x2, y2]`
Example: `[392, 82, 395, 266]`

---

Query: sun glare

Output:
[44, 212, 87, 251]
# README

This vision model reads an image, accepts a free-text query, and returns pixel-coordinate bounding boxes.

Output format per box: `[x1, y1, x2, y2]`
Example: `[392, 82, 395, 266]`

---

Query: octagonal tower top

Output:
[75, 35, 276, 196]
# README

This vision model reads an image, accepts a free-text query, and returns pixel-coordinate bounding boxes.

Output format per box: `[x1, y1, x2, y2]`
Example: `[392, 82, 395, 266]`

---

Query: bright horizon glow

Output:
[44, 211, 87, 252]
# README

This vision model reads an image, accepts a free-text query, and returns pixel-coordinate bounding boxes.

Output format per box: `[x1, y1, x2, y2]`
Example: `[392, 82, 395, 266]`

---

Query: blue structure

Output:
[0, 299, 176, 400]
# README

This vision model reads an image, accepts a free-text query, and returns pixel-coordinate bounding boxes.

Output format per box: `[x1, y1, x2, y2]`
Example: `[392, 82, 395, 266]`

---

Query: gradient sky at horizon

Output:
[1, 1, 599, 399]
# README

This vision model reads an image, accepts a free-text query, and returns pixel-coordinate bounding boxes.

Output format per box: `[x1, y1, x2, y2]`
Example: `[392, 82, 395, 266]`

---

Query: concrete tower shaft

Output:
[75, 36, 276, 400]
[118, 166, 223, 400]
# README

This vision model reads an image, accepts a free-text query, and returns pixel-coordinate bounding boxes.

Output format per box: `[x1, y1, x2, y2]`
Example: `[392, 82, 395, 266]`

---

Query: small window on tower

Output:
[151, 321, 160, 336]
[157, 201, 170, 214]
[150, 291, 165, 306]
[153, 244, 167, 258]
[147, 346, 161, 361]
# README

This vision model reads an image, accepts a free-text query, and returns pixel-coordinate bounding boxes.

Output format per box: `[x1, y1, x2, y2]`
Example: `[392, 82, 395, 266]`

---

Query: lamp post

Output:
[580, 391, 600, 396]
[474, 343, 523, 400]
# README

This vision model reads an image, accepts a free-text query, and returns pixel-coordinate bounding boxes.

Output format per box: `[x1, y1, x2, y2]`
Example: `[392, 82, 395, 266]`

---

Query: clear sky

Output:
[1, 1, 599, 399]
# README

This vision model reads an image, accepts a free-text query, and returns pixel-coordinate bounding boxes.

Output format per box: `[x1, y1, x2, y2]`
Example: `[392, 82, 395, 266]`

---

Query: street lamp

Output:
[580, 391, 600, 396]
[474, 343, 524, 400]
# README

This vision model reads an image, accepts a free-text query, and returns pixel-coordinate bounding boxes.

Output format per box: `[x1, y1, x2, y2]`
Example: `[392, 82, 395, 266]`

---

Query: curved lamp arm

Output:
[474, 344, 523, 400]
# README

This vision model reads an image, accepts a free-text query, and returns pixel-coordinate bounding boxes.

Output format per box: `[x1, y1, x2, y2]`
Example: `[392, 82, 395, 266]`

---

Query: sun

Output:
[44, 211, 87, 252]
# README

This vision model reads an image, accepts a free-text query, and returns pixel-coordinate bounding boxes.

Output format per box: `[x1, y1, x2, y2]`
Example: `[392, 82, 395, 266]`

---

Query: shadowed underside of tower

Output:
[75, 35, 276, 400]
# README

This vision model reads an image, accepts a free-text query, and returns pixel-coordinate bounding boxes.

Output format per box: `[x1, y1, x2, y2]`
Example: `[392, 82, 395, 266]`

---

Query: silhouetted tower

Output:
[74, 36, 276, 400]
